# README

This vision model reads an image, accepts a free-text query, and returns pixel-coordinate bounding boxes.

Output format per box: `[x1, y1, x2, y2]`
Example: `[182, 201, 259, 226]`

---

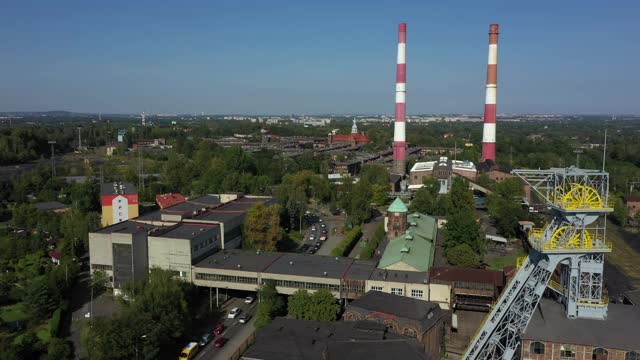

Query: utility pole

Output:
[48, 140, 56, 177]
[77, 127, 82, 151]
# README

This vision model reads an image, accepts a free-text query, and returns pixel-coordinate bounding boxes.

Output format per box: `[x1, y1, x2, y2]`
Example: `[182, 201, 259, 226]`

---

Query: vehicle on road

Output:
[213, 323, 225, 335]
[239, 314, 252, 324]
[311, 226, 316, 231]
[228, 307, 241, 319]
[179, 342, 200, 360]
[244, 296, 254, 304]
[199, 333, 213, 347]
[214, 337, 227, 348]
[309, 235, 315, 241]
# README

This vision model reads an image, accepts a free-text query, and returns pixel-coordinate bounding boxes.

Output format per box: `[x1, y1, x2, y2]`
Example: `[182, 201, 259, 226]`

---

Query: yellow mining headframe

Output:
[464, 167, 612, 360]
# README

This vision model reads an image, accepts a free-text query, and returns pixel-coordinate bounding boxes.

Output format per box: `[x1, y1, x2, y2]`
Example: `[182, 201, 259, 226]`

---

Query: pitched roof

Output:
[378, 213, 437, 272]
[155, 193, 186, 209]
[522, 298, 640, 350]
[348, 291, 441, 324]
[387, 197, 408, 213]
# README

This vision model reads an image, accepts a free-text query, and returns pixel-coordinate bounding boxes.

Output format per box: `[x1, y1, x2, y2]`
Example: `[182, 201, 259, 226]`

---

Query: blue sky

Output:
[0, 0, 638, 114]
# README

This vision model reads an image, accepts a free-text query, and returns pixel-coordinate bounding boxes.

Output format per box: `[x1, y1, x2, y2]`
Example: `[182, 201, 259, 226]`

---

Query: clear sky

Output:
[0, 0, 638, 115]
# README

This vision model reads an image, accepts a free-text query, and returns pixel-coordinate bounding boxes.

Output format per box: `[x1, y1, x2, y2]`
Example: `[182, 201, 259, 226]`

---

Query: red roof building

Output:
[156, 193, 186, 209]
[328, 133, 370, 146]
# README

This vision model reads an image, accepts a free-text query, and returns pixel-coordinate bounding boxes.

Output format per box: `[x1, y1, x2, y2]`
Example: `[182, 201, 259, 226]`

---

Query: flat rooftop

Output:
[522, 298, 640, 350]
[95, 220, 159, 235]
[153, 223, 220, 241]
[195, 249, 283, 273]
[348, 291, 441, 324]
[263, 253, 355, 280]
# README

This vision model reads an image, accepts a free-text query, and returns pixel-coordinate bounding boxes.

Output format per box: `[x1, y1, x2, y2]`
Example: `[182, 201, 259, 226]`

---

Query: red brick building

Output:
[520, 299, 640, 360]
[327, 133, 370, 146]
[623, 195, 640, 218]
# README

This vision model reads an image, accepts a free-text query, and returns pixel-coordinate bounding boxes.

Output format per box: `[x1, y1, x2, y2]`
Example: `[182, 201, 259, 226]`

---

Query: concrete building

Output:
[409, 157, 477, 193]
[101, 182, 139, 227]
[242, 317, 427, 360]
[89, 193, 276, 291]
[343, 291, 445, 360]
[520, 299, 640, 360]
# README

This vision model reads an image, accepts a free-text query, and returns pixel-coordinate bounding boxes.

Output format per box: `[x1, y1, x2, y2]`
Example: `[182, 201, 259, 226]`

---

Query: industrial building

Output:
[100, 182, 139, 227]
[89, 193, 276, 292]
[343, 291, 445, 360]
[242, 317, 427, 360]
[408, 157, 477, 193]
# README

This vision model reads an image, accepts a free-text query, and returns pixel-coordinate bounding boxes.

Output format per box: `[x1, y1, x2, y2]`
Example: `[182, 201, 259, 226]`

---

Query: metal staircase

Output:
[464, 167, 612, 360]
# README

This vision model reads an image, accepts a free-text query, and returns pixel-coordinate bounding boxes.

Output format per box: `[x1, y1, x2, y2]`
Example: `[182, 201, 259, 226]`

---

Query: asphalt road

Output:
[193, 297, 258, 360]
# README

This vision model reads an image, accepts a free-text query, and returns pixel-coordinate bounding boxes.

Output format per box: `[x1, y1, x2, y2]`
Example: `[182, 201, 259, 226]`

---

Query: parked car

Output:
[245, 296, 254, 304]
[239, 314, 252, 324]
[320, 236, 327, 241]
[311, 226, 316, 231]
[214, 337, 227, 348]
[228, 307, 241, 319]
[199, 333, 213, 347]
[321, 223, 326, 228]
[308, 248, 316, 254]
[309, 235, 315, 241]
[321, 229, 327, 234]
[213, 323, 225, 335]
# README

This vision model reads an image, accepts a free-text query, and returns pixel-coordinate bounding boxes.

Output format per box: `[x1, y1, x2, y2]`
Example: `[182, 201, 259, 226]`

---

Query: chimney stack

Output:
[392, 23, 407, 175]
[481, 24, 499, 163]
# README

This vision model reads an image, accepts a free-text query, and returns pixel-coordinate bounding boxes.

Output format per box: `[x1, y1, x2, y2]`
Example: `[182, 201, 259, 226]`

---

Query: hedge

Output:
[359, 222, 385, 260]
[49, 308, 62, 338]
[331, 226, 362, 257]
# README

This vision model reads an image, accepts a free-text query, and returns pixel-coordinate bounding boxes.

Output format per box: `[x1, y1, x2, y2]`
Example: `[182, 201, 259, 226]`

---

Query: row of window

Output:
[192, 237, 217, 253]
[371, 286, 424, 299]
[530, 342, 639, 360]
[194, 273, 258, 284]
[92, 264, 113, 271]
[270, 279, 340, 292]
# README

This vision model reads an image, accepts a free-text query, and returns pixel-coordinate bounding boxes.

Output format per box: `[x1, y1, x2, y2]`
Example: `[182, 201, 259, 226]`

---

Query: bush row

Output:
[359, 222, 385, 260]
[331, 226, 362, 257]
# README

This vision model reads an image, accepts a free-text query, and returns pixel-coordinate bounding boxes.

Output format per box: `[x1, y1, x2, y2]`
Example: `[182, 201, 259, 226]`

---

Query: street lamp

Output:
[135, 334, 147, 360]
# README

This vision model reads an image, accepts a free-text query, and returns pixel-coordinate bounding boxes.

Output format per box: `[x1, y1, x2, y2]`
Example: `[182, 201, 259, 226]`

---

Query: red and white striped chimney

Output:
[392, 23, 407, 175]
[481, 24, 499, 163]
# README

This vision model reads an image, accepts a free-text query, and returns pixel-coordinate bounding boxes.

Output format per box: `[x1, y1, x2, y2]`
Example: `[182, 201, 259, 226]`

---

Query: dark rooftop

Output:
[324, 340, 426, 360]
[522, 298, 640, 350]
[195, 249, 283, 273]
[35, 201, 68, 211]
[152, 223, 219, 241]
[343, 259, 378, 281]
[95, 220, 159, 235]
[348, 291, 440, 323]
[429, 266, 504, 287]
[623, 289, 640, 306]
[624, 195, 640, 203]
[263, 253, 354, 280]
[242, 317, 421, 360]
[368, 269, 429, 284]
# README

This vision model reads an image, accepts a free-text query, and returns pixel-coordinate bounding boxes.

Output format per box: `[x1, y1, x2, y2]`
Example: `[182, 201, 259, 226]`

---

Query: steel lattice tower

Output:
[464, 167, 612, 360]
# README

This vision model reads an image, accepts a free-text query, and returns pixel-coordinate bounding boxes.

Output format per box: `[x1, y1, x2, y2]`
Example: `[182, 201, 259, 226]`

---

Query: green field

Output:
[0, 303, 29, 323]
[485, 249, 527, 271]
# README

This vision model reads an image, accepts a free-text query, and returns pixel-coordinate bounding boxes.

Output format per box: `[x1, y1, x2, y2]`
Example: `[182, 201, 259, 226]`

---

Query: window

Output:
[593, 348, 608, 360]
[411, 289, 423, 298]
[195, 273, 258, 284]
[560, 345, 576, 358]
[626, 352, 640, 360]
[402, 327, 417, 338]
[370, 286, 383, 292]
[92, 264, 113, 271]
[391, 287, 403, 296]
[530, 341, 545, 355]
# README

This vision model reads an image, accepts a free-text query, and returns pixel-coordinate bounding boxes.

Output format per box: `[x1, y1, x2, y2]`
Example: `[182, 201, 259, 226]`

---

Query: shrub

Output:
[331, 226, 362, 257]
[49, 308, 62, 338]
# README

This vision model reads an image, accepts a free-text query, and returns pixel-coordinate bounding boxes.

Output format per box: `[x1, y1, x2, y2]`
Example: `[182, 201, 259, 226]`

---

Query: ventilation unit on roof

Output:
[237, 264, 242, 269]
[323, 271, 328, 277]
[289, 261, 294, 266]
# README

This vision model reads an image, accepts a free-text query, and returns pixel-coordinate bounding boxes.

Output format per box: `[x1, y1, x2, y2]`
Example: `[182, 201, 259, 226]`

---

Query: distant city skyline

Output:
[0, 0, 638, 115]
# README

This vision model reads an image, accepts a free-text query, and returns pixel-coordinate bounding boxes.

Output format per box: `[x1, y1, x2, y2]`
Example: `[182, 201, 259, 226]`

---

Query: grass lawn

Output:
[485, 249, 527, 271]
[0, 303, 29, 323]
[604, 221, 640, 289]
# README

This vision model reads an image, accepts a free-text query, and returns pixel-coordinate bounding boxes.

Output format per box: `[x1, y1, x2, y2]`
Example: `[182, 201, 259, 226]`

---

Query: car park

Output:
[214, 337, 227, 348]
[213, 323, 225, 335]
[228, 308, 241, 319]
[239, 314, 252, 324]
[199, 333, 213, 347]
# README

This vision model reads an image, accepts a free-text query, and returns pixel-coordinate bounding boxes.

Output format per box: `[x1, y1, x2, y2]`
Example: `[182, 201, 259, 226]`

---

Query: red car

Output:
[213, 323, 225, 335]
[214, 337, 227, 348]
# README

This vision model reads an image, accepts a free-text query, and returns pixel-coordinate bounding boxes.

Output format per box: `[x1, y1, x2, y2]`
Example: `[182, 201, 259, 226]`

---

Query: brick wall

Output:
[521, 339, 636, 360]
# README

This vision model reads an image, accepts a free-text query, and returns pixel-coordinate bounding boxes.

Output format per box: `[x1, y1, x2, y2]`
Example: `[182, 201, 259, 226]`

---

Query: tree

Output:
[613, 197, 628, 226]
[411, 187, 437, 215]
[255, 281, 284, 329]
[243, 203, 283, 251]
[444, 178, 484, 253]
[23, 276, 56, 321]
[46, 338, 74, 360]
[487, 178, 525, 238]
[446, 244, 480, 268]
[287, 289, 338, 321]
[287, 289, 311, 319]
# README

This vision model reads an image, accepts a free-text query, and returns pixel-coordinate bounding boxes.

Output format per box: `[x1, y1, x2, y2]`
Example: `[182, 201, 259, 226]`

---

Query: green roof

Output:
[387, 197, 408, 213]
[378, 213, 437, 272]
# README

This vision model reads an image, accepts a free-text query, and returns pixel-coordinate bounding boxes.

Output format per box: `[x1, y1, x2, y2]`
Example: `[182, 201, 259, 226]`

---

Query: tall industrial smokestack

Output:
[392, 23, 407, 175]
[481, 24, 499, 163]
